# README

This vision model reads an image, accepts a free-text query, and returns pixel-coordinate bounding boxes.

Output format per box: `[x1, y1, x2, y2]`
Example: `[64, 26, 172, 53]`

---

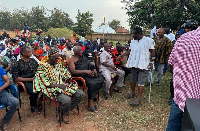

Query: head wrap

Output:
[48, 48, 59, 57]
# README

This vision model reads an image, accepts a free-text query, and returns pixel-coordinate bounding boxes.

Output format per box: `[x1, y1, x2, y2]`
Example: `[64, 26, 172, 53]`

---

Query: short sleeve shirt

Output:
[0, 67, 7, 92]
[99, 50, 114, 72]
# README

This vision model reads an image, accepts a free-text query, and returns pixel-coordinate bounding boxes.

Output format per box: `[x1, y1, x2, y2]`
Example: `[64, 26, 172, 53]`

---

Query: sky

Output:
[0, 0, 130, 30]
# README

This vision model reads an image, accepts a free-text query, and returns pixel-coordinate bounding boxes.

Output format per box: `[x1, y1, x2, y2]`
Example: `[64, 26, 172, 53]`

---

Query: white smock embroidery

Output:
[126, 36, 155, 70]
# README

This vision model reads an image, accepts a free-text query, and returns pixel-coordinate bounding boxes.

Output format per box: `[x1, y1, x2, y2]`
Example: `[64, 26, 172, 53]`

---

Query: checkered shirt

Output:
[168, 27, 200, 111]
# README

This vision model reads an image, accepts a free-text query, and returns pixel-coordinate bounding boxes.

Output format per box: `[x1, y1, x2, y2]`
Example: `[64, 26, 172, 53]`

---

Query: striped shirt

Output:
[168, 27, 200, 111]
[33, 63, 78, 99]
[154, 36, 172, 63]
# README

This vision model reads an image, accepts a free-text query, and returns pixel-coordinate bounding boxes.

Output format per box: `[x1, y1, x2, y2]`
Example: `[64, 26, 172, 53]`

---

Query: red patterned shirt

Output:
[168, 27, 200, 111]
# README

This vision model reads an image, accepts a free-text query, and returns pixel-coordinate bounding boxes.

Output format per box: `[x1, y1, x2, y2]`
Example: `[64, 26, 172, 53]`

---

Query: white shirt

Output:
[126, 36, 155, 70]
[164, 33, 175, 42]
[150, 26, 156, 38]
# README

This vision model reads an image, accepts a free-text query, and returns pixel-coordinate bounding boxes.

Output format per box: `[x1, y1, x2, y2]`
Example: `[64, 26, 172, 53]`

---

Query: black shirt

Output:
[82, 49, 94, 62]
[12, 58, 38, 80]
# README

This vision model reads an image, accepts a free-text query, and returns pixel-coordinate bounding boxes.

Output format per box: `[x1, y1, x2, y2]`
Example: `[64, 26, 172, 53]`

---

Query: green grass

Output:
[43, 28, 80, 39]
[85, 72, 171, 131]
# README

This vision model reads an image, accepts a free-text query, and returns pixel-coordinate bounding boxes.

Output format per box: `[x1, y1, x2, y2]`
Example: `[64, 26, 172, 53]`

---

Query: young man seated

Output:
[0, 67, 19, 131]
[99, 43, 125, 99]
[69, 46, 104, 113]
[82, 41, 94, 64]
[12, 46, 41, 115]
[33, 48, 84, 124]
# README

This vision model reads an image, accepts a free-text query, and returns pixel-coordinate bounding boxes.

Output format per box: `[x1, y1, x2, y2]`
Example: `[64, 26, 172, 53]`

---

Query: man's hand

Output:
[0, 87, 3, 93]
[110, 65, 117, 71]
[148, 63, 153, 70]
[116, 55, 121, 61]
[58, 84, 67, 90]
[85, 70, 94, 76]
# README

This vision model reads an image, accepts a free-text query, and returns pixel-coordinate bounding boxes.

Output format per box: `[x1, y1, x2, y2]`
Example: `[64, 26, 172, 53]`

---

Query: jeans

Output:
[166, 100, 183, 131]
[0, 91, 19, 124]
[163, 63, 168, 74]
[148, 61, 165, 84]
[57, 90, 85, 116]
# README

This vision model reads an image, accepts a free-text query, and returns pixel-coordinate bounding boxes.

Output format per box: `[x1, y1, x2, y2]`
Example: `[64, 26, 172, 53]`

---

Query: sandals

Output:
[31, 106, 39, 115]
[0, 123, 9, 131]
[54, 108, 70, 124]
[62, 115, 70, 124]
[88, 106, 99, 113]
[130, 98, 141, 107]
[126, 92, 137, 99]
[113, 88, 122, 93]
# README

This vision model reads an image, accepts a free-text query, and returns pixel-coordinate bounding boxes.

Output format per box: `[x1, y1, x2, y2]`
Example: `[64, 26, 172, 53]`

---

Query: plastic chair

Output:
[0, 85, 22, 122]
[43, 79, 80, 127]
[15, 82, 30, 108]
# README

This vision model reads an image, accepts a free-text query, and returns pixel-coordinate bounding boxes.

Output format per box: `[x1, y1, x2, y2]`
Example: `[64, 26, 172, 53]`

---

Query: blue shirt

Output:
[90, 44, 98, 51]
[0, 67, 7, 92]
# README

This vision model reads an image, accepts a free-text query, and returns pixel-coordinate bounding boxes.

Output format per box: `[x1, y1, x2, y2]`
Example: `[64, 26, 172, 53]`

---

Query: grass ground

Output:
[0, 72, 171, 131]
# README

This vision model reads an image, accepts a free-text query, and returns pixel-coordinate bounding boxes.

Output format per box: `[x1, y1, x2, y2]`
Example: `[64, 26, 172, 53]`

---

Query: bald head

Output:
[104, 43, 111, 52]
[73, 46, 82, 53]
[157, 28, 165, 38]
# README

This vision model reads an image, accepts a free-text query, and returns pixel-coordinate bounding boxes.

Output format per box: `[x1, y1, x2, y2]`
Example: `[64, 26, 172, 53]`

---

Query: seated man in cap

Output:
[83, 41, 94, 64]
[34, 48, 85, 124]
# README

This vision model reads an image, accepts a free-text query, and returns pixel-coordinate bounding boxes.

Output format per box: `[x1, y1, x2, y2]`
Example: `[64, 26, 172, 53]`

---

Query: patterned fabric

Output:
[12, 58, 38, 80]
[40, 55, 64, 66]
[168, 27, 200, 111]
[33, 63, 78, 99]
[154, 36, 172, 64]
[110, 47, 122, 66]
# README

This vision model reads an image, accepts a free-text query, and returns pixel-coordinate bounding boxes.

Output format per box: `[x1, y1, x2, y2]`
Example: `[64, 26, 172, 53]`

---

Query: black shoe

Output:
[168, 97, 173, 105]
[103, 93, 108, 100]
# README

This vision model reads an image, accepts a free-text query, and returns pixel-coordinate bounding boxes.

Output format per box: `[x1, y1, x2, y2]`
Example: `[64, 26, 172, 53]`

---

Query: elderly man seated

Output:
[69, 46, 104, 113]
[33, 48, 85, 124]
[99, 43, 125, 99]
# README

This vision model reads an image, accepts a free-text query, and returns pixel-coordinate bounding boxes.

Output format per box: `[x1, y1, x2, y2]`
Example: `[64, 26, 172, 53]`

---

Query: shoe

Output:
[129, 98, 141, 107]
[103, 93, 108, 100]
[145, 82, 153, 86]
[168, 97, 173, 105]
[155, 82, 160, 86]
[113, 89, 122, 93]
[126, 92, 136, 99]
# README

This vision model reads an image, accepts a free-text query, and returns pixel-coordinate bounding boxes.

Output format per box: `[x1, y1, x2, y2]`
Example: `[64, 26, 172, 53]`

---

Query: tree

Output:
[108, 19, 121, 30]
[49, 8, 74, 30]
[29, 6, 49, 32]
[125, 0, 200, 30]
[74, 10, 94, 36]
[0, 8, 12, 30]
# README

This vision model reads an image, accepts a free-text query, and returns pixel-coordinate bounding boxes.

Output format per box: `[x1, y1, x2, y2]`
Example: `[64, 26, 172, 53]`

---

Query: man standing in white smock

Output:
[118, 27, 155, 106]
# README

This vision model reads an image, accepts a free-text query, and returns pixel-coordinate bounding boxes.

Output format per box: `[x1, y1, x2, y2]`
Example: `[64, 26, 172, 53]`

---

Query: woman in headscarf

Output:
[32, 41, 44, 61]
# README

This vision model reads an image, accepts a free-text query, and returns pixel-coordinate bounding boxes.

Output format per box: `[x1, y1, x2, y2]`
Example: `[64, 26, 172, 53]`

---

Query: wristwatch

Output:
[149, 62, 154, 64]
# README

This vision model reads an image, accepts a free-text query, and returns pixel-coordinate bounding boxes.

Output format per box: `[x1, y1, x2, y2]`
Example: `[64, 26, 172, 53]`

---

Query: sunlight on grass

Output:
[85, 72, 171, 131]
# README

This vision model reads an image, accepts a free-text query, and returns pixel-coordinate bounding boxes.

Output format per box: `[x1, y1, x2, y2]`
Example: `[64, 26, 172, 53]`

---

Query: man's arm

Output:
[0, 75, 11, 92]
[68, 57, 93, 76]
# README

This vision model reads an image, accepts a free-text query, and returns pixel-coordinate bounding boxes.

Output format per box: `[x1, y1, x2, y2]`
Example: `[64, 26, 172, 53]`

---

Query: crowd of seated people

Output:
[0, 32, 133, 130]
